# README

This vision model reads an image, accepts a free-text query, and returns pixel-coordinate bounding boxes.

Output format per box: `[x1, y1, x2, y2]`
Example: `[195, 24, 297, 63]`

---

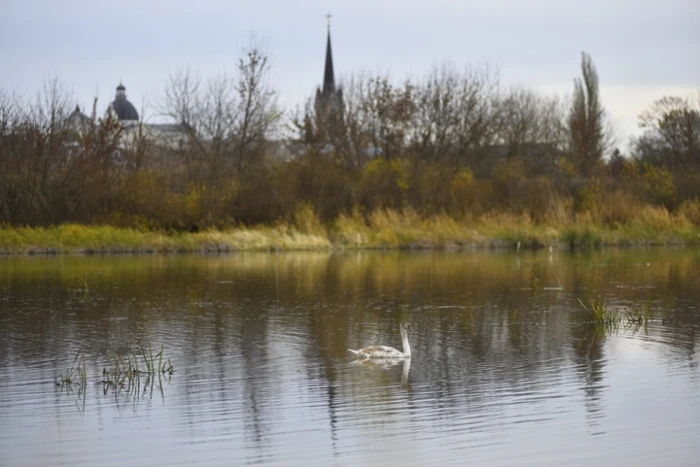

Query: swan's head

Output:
[400, 322, 414, 333]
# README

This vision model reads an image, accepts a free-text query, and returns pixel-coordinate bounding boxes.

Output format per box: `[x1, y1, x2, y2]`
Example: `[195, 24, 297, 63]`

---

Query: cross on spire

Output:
[326, 12, 332, 31]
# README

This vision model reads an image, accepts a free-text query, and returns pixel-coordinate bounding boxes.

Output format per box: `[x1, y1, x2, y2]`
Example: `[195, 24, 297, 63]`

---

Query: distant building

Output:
[67, 105, 90, 132]
[313, 18, 344, 142]
[108, 83, 139, 121]
[274, 19, 345, 161]
[68, 83, 187, 151]
[65, 20, 351, 161]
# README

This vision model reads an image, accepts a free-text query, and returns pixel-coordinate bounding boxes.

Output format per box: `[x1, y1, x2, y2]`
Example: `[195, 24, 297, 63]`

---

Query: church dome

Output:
[110, 83, 139, 121]
[68, 104, 89, 125]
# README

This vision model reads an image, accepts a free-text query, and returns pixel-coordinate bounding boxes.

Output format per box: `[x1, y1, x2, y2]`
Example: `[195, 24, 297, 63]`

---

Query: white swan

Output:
[348, 322, 413, 359]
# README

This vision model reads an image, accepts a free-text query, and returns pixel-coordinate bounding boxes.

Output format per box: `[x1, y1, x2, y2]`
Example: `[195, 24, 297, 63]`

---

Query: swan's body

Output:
[348, 345, 405, 359]
[348, 322, 413, 359]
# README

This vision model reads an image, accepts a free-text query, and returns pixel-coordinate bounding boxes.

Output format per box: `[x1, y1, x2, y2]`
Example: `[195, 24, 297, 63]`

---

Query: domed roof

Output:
[110, 83, 139, 121]
[68, 104, 89, 124]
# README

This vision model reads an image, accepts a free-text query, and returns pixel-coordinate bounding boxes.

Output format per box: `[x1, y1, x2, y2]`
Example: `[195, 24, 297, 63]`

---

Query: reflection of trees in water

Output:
[239, 311, 273, 462]
[3, 249, 700, 451]
[570, 324, 607, 431]
[298, 255, 357, 450]
[404, 303, 576, 412]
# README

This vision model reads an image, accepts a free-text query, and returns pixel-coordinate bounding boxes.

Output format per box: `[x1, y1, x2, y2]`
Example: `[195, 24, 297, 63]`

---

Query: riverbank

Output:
[2, 211, 699, 254]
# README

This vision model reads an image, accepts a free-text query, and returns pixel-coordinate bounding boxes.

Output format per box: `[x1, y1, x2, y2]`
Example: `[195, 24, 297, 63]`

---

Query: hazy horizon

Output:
[2, 0, 698, 150]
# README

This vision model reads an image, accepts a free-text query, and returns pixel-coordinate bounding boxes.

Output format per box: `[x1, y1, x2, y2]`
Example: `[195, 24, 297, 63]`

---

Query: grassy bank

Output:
[0, 224, 330, 254]
[2, 209, 699, 254]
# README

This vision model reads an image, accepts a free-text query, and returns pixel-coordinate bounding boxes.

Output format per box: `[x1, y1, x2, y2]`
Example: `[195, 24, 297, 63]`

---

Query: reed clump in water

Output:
[99, 337, 174, 395]
[623, 297, 654, 325]
[55, 337, 174, 398]
[55, 350, 88, 401]
[531, 275, 543, 294]
[578, 298, 621, 330]
[578, 296, 658, 332]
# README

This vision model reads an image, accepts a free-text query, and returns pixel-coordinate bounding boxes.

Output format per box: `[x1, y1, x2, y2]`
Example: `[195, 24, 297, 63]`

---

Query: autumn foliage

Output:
[1, 52, 699, 244]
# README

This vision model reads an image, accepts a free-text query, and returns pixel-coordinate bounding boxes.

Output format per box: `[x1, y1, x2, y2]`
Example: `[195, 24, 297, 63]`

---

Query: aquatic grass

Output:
[531, 276, 543, 294]
[55, 351, 87, 395]
[624, 297, 654, 324]
[77, 276, 90, 299]
[620, 297, 661, 334]
[162, 358, 174, 376]
[99, 337, 173, 395]
[578, 298, 621, 330]
[53, 336, 174, 400]
[578, 295, 663, 334]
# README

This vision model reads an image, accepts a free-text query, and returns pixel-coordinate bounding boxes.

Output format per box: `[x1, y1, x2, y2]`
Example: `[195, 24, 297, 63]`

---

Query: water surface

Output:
[1, 250, 699, 466]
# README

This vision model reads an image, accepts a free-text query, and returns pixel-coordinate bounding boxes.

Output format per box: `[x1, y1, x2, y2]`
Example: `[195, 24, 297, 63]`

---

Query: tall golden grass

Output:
[2, 198, 699, 254]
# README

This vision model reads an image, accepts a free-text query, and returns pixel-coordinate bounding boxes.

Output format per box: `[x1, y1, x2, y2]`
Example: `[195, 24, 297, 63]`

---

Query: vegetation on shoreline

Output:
[2, 47, 699, 247]
[2, 206, 699, 254]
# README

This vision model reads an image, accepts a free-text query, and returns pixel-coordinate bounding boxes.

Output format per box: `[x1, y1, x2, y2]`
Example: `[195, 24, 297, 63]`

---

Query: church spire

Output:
[314, 13, 343, 144]
[323, 13, 335, 95]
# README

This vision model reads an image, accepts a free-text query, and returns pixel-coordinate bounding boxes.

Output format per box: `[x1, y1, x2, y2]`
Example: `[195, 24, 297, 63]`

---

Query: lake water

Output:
[0, 249, 699, 466]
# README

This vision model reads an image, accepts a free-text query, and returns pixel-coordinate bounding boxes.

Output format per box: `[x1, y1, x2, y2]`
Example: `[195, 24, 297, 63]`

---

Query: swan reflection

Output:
[349, 357, 411, 385]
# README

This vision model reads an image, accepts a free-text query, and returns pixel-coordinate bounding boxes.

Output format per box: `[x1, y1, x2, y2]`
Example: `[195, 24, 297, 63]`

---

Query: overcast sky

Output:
[1, 0, 698, 148]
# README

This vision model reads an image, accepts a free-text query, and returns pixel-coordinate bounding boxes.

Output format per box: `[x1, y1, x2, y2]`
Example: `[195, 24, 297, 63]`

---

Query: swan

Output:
[348, 322, 413, 359]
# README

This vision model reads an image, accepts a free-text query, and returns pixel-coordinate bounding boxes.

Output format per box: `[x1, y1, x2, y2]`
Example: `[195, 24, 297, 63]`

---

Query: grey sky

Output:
[1, 0, 698, 148]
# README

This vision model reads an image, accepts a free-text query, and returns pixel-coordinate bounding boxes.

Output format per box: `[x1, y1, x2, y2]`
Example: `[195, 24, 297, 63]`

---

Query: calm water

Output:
[0, 250, 699, 466]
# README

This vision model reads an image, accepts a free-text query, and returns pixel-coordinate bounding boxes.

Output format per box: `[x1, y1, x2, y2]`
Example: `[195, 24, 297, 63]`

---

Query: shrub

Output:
[676, 198, 700, 226]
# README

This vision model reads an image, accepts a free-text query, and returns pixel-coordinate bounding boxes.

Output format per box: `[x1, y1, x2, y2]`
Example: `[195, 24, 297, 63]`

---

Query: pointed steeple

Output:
[314, 13, 344, 145]
[323, 13, 335, 95]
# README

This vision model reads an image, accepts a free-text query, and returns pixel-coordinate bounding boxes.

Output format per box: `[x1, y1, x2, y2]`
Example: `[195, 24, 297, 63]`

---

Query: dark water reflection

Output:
[1, 249, 699, 466]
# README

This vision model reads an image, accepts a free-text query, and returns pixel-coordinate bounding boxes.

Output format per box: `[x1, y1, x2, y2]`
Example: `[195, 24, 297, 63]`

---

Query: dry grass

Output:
[0, 224, 330, 254]
[2, 203, 700, 254]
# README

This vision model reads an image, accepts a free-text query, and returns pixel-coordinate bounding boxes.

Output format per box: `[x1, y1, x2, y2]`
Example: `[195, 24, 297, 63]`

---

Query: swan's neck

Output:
[400, 328, 411, 357]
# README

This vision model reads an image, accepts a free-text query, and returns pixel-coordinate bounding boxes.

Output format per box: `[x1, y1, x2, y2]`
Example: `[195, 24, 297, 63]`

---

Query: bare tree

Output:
[306, 72, 414, 168]
[355, 75, 414, 161]
[633, 95, 700, 170]
[1, 78, 74, 223]
[497, 87, 568, 162]
[412, 64, 465, 163]
[163, 67, 201, 128]
[411, 64, 502, 171]
[0, 77, 124, 224]
[160, 39, 280, 182]
[233, 42, 280, 174]
[332, 74, 373, 169]
[0, 89, 14, 138]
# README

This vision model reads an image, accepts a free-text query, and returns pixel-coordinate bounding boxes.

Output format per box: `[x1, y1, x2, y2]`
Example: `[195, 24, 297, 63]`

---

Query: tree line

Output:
[1, 47, 699, 230]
